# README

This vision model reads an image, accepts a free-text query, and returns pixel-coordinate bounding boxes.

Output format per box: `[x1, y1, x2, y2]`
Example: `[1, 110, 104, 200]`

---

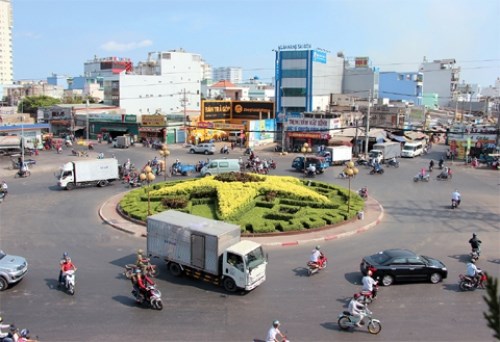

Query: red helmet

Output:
[353, 293, 361, 299]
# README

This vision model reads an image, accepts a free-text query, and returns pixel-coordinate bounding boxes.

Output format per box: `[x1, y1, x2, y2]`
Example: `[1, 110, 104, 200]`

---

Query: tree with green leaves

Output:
[483, 274, 500, 340]
[18, 95, 60, 114]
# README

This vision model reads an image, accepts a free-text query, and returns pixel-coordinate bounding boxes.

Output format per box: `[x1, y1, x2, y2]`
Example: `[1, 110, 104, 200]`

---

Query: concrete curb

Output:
[98, 192, 385, 247]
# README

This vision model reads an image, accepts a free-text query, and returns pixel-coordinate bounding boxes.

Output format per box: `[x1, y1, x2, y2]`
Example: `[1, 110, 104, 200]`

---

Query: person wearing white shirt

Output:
[266, 320, 284, 342]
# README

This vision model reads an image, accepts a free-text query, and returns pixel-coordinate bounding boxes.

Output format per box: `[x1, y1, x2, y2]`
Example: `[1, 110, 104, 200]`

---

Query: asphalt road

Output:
[0, 142, 499, 341]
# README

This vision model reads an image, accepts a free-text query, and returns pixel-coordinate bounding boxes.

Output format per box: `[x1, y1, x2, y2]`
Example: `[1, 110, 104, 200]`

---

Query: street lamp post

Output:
[140, 166, 156, 216]
[301, 142, 312, 177]
[342, 161, 359, 215]
[159, 144, 171, 181]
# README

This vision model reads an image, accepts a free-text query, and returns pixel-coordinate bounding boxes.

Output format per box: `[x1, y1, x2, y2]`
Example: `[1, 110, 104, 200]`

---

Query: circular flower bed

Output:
[119, 172, 364, 234]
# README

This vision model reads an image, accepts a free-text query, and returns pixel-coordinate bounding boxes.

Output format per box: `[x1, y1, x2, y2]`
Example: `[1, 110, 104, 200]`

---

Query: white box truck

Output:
[147, 210, 267, 293]
[318, 145, 352, 165]
[56, 158, 119, 190]
[369, 142, 401, 163]
[113, 135, 131, 148]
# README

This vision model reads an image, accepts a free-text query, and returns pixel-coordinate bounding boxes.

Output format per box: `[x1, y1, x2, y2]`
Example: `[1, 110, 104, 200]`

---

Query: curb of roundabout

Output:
[98, 192, 384, 247]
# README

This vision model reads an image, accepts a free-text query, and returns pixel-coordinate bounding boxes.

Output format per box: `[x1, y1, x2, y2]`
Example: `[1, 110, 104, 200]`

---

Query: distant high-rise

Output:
[213, 67, 242, 84]
[0, 0, 13, 84]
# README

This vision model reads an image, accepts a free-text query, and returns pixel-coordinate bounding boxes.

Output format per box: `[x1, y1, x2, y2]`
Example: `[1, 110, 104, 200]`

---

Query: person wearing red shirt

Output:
[59, 253, 77, 285]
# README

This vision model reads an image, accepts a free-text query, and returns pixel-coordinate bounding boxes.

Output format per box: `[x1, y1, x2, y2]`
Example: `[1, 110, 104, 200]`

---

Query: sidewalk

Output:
[98, 192, 384, 247]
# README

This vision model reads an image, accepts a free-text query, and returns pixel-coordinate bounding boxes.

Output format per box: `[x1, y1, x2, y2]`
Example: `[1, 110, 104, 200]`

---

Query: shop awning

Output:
[288, 132, 330, 139]
[139, 127, 164, 132]
[73, 126, 86, 131]
[404, 131, 427, 140]
[387, 133, 407, 142]
[101, 127, 129, 132]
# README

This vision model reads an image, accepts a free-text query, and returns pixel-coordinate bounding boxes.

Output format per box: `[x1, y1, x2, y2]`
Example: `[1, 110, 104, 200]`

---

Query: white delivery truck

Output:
[56, 158, 119, 190]
[147, 210, 267, 293]
[318, 145, 352, 165]
[369, 142, 402, 163]
[113, 135, 131, 148]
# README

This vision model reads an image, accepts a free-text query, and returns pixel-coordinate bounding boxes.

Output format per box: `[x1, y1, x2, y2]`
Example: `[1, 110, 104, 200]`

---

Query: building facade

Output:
[103, 50, 202, 116]
[342, 57, 379, 100]
[379, 71, 423, 105]
[419, 58, 460, 108]
[0, 0, 13, 85]
[212, 67, 243, 84]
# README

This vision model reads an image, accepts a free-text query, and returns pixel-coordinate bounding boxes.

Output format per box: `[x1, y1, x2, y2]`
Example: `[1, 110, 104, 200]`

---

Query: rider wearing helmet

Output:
[266, 320, 284, 342]
[0, 317, 12, 341]
[348, 293, 367, 327]
[136, 248, 149, 274]
[309, 245, 323, 266]
[468, 233, 482, 256]
[451, 189, 461, 205]
[132, 268, 155, 302]
[59, 253, 77, 286]
[466, 259, 481, 285]
[362, 269, 378, 299]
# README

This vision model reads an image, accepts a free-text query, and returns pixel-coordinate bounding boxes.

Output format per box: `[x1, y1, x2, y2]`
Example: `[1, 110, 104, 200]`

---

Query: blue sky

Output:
[12, 0, 500, 87]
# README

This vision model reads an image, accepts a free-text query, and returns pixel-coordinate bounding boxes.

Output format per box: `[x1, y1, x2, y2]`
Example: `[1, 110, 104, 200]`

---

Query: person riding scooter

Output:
[469, 233, 482, 257]
[451, 189, 461, 207]
[438, 157, 444, 169]
[429, 160, 434, 172]
[131, 268, 155, 302]
[59, 253, 77, 286]
[308, 245, 325, 269]
[305, 163, 316, 176]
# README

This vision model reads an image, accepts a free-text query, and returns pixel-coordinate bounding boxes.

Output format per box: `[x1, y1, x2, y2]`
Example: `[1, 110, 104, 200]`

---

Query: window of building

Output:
[281, 88, 307, 97]
[281, 69, 307, 78]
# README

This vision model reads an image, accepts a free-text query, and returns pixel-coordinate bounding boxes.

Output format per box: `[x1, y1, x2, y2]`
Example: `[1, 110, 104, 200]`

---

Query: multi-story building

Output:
[419, 58, 460, 108]
[0, 0, 13, 85]
[379, 71, 423, 105]
[212, 67, 243, 84]
[103, 49, 202, 116]
[342, 57, 379, 100]
[274, 45, 344, 148]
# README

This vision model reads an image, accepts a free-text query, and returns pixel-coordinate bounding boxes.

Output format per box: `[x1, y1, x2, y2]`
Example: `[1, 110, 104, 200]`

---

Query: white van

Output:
[200, 159, 241, 176]
[401, 141, 424, 158]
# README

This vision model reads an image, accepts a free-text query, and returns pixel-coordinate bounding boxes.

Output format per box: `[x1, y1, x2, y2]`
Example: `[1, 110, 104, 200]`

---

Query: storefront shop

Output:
[285, 117, 339, 151]
[88, 114, 139, 141]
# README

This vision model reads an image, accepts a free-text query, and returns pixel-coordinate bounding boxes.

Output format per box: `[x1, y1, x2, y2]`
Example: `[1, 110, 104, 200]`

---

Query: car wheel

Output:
[430, 272, 442, 284]
[381, 274, 394, 286]
[189, 149, 195, 154]
[204, 150, 209, 155]
[0, 277, 8, 291]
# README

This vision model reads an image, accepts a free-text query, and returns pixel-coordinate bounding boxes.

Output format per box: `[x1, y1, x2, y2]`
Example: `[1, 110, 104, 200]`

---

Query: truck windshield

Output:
[245, 246, 266, 270]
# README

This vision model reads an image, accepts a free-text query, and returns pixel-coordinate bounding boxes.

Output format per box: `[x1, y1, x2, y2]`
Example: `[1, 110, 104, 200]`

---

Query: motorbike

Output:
[436, 172, 452, 180]
[358, 283, 379, 305]
[470, 248, 480, 262]
[451, 198, 460, 209]
[413, 173, 430, 182]
[369, 165, 384, 175]
[0, 191, 5, 203]
[459, 271, 487, 291]
[387, 158, 400, 168]
[124, 262, 159, 279]
[15, 169, 31, 178]
[307, 254, 328, 276]
[268, 160, 277, 170]
[356, 158, 369, 167]
[128, 178, 143, 188]
[61, 270, 76, 295]
[438, 160, 444, 169]
[338, 308, 382, 334]
[358, 187, 368, 199]
[132, 284, 163, 310]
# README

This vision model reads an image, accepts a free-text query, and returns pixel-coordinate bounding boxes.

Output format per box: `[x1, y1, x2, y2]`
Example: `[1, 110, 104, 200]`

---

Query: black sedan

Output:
[360, 249, 448, 286]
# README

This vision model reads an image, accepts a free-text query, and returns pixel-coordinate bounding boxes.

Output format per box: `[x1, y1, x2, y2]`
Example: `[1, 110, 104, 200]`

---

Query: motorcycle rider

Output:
[468, 233, 482, 256]
[309, 245, 323, 268]
[266, 320, 285, 342]
[0, 317, 14, 342]
[131, 268, 155, 302]
[362, 269, 378, 299]
[429, 160, 434, 171]
[348, 293, 367, 327]
[306, 163, 316, 175]
[1, 181, 8, 198]
[438, 157, 444, 169]
[59, 252, 77, 286]
[466, 259, 481, 285]
[136, 248, 149, 273]
[451, 189, 461, 206]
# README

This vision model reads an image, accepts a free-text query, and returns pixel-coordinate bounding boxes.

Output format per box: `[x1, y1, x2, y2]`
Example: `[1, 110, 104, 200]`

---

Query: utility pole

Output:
[281, 107, 287, 151]
[86, 99, 90, 142]
[364, 90, 371, 156]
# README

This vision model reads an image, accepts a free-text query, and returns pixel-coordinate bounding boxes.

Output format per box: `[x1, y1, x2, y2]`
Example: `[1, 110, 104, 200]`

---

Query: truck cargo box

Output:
[147, 210, 241, 276]
[72, 159, 119, 183]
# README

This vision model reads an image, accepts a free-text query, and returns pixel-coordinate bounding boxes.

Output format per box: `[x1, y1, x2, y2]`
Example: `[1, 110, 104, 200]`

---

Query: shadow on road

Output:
[112, 294, 146, 308]
[44, 277, 62, 291]
[344, 271, 362, 285]
[320, 321, 338, 331]
[292, 266, 310, 277]
[448, 254, 471, 264]
[442, 283, 461, 292]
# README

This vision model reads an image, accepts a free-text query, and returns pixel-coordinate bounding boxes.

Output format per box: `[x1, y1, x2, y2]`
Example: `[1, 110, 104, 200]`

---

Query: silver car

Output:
[0, 250, 28, 291]
[189, 143, 216, 155]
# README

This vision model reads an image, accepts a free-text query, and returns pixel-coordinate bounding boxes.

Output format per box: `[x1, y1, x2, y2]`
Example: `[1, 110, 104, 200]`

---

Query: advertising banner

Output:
[202, 101, 231, 120]
[248, 119, 275, 147]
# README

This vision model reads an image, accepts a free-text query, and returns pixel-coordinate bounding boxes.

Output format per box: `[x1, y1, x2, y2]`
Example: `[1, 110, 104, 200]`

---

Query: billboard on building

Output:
[202, 100, 231, 121]
[355, 57, 369, 68]
[231, 101, 274, 120]
[248, 119, 275, 148]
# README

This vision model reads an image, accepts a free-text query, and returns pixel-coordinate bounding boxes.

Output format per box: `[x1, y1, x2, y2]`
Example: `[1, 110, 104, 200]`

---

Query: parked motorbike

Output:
[355, 158, 369, 167]
[307, 254, 328, 276]
[132, 284, 163, 310]
[369, 165, 384, 175]
[459, 271, 487, 291]
[338, 308, 382, 334]
[358, 187, 368, 199]
[61, 270, 76, 295]
[387, 158, 400, 168]
[124, 262, 159, 279]
[413, 173, 430, 182]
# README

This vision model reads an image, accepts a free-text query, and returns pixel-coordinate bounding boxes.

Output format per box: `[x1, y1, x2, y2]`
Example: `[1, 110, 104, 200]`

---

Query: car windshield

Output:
[369, 252, 391, 265]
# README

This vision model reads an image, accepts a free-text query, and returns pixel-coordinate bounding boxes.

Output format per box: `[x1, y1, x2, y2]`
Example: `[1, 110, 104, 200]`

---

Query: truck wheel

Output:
[223, 277, 237, 292]
[169, 263, 182, 277]
[98, 180, 108, 187]
[66, 183, 74, 190]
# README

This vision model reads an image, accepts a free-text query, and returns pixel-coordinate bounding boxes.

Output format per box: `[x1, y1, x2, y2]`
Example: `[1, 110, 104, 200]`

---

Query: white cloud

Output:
[100, 39, 153, 52]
